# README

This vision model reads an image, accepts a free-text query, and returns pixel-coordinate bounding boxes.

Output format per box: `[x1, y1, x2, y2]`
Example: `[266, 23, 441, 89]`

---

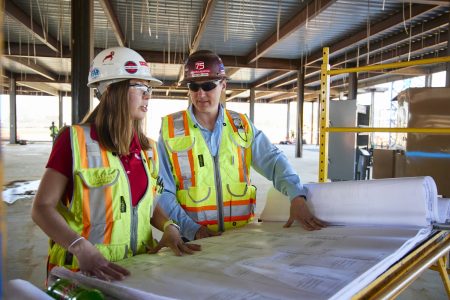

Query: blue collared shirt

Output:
[157, 104, 306, 240]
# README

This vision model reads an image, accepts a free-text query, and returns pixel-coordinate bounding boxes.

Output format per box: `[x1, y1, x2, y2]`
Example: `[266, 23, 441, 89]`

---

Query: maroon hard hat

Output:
[180, 50, 229, 84]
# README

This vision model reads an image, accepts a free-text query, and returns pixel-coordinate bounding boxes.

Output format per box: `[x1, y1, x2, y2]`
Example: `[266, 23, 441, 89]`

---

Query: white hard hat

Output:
[87, 47, 162, 92]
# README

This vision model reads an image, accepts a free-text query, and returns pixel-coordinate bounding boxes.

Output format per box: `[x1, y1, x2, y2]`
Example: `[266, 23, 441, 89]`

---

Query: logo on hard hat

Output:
[124, 61, 138, 74]
[103, 51, 115, 63]
[90, 68, 100, 79]
[195, 61, 205, 70]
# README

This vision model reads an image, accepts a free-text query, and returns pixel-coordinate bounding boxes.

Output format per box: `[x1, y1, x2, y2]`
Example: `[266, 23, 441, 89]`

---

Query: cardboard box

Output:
[372, 149, 395, 179]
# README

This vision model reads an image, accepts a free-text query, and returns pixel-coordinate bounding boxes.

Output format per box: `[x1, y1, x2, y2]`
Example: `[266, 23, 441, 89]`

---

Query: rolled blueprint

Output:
[262, 176, 443, 227]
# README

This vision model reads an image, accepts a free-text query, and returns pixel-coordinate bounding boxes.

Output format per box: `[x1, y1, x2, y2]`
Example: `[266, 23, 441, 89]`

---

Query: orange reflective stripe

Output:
[181, 204, 217, 212]
[168, 115, 175, 138]
[187, 149, 196, 187]
[240, 113, 250, 131]
[182, 112, 196, 187]
[75, 126, 91, 238]
[223, 199, 256, 206]
[197, 219, 218, 226]
[168, 115, 184, 189]
[226, 110, 238, 132]
[182, 111, 190, 135]
[101, 150, 113, 244]
[236, 147, 244, 182]
[172, 154, 184, 190]
[224, 214, 254, 222]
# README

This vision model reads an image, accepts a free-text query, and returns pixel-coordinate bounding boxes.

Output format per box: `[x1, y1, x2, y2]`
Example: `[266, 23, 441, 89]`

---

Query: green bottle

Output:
[47, 278, 105, 300]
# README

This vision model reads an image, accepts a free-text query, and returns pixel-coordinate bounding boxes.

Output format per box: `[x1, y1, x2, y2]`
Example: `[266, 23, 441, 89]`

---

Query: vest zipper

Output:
[118, 159, 138, 255]
[213, 155, 225, 231]
[131, 206, 138, 255]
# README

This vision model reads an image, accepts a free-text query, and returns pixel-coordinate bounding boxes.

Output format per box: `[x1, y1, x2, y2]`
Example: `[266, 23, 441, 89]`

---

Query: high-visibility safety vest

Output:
[47, 125, 159, 273]
[161, 109, 256, 232]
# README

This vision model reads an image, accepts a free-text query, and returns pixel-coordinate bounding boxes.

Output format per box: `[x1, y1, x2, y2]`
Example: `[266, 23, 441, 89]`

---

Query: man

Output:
[158, 50, 325, 241]
[50, 121, 58, 143]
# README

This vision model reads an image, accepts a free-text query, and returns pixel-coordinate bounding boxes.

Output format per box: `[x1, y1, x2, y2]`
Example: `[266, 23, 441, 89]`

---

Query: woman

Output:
[32, 47, 200, 282]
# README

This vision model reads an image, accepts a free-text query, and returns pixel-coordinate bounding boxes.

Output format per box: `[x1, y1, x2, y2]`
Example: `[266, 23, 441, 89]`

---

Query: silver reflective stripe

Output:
[227, 204, 251, 217]
[186, 209, 218, 223]
[172, 112, 186, 136]
[82, 126, 107, 245]
[178, 153, 192, 190]
[171, 112, 193, 189]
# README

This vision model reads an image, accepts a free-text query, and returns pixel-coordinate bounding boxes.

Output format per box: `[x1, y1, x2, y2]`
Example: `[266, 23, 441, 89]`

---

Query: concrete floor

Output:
[1, 141, 448, 299]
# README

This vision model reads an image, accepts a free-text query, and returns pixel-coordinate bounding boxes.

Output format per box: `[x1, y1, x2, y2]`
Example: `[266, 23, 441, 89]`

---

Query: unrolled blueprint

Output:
[50, 177, 447, 299]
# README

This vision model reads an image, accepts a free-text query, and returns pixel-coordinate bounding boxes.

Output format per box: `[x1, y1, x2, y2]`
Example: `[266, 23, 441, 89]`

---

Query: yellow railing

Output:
[318, 46, 450, 183]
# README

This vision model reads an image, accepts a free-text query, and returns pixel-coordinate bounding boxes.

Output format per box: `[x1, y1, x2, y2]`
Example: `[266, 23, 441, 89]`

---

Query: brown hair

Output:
[81, 80, 151, 155]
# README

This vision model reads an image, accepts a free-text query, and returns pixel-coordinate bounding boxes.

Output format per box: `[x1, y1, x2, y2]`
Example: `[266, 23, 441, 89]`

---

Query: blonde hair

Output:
[81, 80, 151, 155]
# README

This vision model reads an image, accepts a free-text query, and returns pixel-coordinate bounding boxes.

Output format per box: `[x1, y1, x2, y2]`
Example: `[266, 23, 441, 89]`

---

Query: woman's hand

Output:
[70, 238, 130, 281]
[147, 225, 201, 256]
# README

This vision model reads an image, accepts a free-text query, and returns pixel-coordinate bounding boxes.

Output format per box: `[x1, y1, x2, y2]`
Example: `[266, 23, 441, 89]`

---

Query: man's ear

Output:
[221, 80, 227, 91]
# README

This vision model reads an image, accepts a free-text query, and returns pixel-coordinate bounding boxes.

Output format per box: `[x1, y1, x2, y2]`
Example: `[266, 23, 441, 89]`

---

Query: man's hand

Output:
[284, 196, 326, 231]
[195, 226, 222, 240]
[147, 225, 201, 256]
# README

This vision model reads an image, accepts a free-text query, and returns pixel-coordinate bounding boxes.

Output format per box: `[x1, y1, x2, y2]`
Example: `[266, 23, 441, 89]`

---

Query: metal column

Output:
[249, 87, 255, 123]
[286, 100, 290, 141]
[9, 77, 17, 144]
[348, 63, 357, 100]
[58, 92, 63, 129]
[71, 0, 93, 123]
[295, 67, 305, 158]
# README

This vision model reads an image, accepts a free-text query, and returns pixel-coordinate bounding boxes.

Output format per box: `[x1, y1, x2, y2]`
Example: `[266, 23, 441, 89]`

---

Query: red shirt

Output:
[46, 125, 148, 207]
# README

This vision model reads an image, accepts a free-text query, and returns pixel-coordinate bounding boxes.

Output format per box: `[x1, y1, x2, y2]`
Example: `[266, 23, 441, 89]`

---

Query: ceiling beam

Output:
[5, 44, 301, 71]
[7, 73, 70, 83]
[246, 0, 337, 64]
[255, 91, 281, 100]
[4, 0, 60, 53]
[394, 0, 450, 5]
[3, 57, 58, 81]
[4, 43, 71, 58]
[226, 90, 248, 101]
[98, 0, 126, 47]
[329, 12, 449, 69]
[306, 4, 439, 65]
[190, 0, 217, 54]
[250, 71, 291, 88]
[226, 67, 241, 78]
[17, 82, 59, 96]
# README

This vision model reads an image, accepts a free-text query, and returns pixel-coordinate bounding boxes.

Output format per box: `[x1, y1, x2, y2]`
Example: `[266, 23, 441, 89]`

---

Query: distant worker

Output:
[49, 121, 58, 143]
[157, 50, 326, 241]
[32, 47, 200, 283]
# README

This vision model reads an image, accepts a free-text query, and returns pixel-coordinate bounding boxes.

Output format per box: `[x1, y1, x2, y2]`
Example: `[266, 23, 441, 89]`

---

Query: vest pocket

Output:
[73, 167, 122, 225]
[165, 136, 195, 153]
[75, 167, 120, 188]
[224, 183, 257, 218]
[177, 186, 217, 224]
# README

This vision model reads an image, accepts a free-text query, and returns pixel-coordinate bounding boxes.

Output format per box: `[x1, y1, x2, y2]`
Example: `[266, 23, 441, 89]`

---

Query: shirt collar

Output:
[188, 104, 224, 131]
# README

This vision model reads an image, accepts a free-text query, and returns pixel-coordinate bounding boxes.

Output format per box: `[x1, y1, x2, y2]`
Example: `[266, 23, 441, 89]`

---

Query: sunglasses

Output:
[187, 80, 222, 92]
[129, 83, 152, 96]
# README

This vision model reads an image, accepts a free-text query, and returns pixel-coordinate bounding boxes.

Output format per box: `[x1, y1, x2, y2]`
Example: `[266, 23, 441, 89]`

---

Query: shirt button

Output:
[127, 171, 130, 174]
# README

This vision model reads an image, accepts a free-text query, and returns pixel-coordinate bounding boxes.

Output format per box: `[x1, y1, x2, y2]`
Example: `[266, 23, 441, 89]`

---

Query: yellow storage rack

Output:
[319, 47, 450, 299]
